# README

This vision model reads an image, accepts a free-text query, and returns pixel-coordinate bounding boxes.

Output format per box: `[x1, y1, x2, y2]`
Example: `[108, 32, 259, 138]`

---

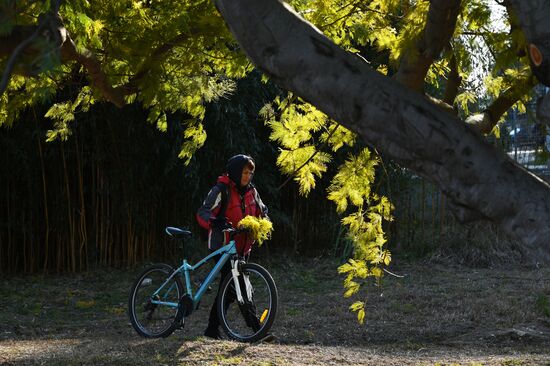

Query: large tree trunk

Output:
[215, 0, 550, 259]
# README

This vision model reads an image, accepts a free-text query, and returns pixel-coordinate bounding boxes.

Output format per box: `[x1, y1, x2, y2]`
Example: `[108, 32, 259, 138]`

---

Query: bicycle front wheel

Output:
[128, 263, 184, 338]
[217, 263, 278, 342]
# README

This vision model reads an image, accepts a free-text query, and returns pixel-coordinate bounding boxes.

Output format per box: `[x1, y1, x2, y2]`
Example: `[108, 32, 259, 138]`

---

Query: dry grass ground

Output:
[1, 256, 549, 365]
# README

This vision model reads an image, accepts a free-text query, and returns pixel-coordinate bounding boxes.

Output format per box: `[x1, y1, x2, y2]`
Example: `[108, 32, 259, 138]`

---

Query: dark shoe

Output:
[249, 316, 261, 332]
[203, 327, 222, 340]
[241, 303, 261, 331]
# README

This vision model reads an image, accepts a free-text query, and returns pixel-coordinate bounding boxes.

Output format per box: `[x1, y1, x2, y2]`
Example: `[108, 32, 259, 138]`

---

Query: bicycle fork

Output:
[231, 260, 252, 305]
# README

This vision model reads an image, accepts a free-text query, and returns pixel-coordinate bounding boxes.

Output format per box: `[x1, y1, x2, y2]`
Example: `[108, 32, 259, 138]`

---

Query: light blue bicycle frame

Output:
[149, 240, 238, 309]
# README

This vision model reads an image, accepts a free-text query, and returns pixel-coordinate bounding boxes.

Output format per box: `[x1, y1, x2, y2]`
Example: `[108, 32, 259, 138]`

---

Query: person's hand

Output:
[210, 217, 230, 229]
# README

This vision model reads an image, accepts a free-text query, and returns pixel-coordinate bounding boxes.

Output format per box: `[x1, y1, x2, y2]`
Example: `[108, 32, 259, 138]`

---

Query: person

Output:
[196, 154, 269, 339]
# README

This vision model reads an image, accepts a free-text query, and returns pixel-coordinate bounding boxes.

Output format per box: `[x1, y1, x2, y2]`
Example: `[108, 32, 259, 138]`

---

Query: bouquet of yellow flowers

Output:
[237, 216, 273, 246]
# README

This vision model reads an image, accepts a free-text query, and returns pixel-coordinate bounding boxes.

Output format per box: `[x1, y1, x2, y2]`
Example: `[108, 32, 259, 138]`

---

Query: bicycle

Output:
[128, 226, 278, 342]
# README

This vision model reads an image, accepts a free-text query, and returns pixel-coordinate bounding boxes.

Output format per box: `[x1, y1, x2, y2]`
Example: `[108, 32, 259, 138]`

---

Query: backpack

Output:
[199, 182, 229, 241]
[214, 181, 230, 225]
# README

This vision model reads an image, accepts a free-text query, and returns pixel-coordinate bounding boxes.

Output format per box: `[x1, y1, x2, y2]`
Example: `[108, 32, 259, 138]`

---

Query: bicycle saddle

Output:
[165, 227, 192, 239]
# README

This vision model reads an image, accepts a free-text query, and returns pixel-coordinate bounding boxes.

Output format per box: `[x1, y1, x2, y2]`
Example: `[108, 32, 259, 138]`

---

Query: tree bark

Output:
[215, 0, 550, 259]
[394, 0, 461, 92]
[442, 54, 461, 106]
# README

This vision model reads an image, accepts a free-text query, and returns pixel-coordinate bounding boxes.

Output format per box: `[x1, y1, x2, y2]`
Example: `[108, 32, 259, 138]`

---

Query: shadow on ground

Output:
[1, 257, 549, 365]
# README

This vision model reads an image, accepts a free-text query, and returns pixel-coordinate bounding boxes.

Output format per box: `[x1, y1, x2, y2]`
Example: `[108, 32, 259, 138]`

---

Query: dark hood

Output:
[226, 154, 253, 189]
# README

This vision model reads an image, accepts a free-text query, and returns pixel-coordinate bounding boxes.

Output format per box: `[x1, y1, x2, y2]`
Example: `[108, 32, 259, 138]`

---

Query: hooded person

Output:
[196, 154, 269, 339]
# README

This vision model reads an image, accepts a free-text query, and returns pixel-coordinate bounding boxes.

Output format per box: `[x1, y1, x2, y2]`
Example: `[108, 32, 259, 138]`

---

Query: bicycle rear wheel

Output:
[128, 263, 184, 338]
[217, 263, 278, 342]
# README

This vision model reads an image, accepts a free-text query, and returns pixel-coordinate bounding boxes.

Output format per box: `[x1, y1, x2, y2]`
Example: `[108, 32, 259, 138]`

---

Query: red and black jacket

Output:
[196, 175, 268, 255]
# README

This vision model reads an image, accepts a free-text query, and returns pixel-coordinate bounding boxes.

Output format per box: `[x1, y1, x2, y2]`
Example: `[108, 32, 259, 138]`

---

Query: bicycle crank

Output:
[175, 294, 194, 324]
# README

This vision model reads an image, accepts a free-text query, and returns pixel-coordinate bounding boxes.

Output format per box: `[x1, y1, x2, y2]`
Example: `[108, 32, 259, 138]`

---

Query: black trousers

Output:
[206, 255, 232, 330]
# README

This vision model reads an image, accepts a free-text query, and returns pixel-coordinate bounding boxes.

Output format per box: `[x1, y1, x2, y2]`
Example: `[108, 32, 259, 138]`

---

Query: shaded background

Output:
[1, 73, 548, 274]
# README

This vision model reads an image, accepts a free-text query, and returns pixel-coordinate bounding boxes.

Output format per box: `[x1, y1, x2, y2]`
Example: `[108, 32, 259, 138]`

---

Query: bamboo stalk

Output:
[93, 164, 97, 265]
[61, 145, 76, 272]
[56, 235, 60, 273]
[147, 210, 153, 259]
[99, 173, 103, 265]
[101, 167, 107, 265]
[30, 205, 35, 272]
[74, 133, 87, 270]
[23, 211, 27, 273]
[6, 180, 12, 272]
[37, 136, 50, 272]
[111, 221, 117, 266]
[108, 199, 113, 265]
[101, 183, 106, 265]
[127, 215, 133, 265]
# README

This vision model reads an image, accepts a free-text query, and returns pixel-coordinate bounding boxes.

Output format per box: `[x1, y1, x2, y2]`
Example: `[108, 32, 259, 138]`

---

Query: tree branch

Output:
[215, 0, 550, 259]
[0, 23, 46, 94]
[443, 53, 461, 105]
[466, 74, 536, 134]
[394, 0, 461, 92]
[59, 35, 125, 107]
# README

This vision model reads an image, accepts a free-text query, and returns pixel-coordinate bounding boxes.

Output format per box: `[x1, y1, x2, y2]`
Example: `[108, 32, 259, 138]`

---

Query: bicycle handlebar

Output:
[222, 227, 249, 239]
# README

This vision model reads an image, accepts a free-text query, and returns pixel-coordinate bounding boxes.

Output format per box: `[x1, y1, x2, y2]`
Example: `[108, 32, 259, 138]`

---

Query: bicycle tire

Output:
[128, 263, 184, 338]
[217, 262, 278, 342]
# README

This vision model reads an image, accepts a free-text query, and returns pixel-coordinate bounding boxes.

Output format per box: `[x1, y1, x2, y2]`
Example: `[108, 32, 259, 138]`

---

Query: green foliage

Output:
[328, 149, 378, 213]
[0, 75, 58, 127]
[349, 300, 365, 324]
[276, 146, 332, 196]
[320, 121, 357, 152]
[330, 149, 393, 321]
[262, 92, 393, 322]
[178, 119, 207, 165]
[45, 86, 95, 141]
[1, 0, 244, 159]
[263, 96, 342, 195]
